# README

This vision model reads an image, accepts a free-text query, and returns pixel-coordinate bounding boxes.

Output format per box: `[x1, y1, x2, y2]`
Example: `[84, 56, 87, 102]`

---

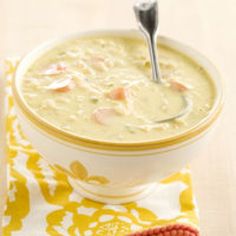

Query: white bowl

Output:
[12, 30, 224, 204]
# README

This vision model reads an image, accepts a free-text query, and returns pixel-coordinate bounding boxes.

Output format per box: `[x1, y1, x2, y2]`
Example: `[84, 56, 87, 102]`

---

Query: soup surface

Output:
[21, 35, 215, 142]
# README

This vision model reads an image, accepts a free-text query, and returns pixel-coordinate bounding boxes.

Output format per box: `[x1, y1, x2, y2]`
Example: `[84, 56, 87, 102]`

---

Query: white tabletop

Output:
[0, 0, 235, 235]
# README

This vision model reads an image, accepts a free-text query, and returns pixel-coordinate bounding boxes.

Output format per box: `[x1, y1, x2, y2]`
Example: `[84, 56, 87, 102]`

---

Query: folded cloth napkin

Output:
[3, 59, 200, 236]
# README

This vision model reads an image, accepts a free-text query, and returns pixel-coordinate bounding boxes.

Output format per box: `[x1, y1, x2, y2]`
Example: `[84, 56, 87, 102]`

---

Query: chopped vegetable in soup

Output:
[21, 35, 215, 142]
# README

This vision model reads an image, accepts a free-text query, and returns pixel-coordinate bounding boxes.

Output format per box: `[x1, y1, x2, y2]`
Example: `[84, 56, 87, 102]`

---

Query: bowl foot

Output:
[70, 180, 157, 204]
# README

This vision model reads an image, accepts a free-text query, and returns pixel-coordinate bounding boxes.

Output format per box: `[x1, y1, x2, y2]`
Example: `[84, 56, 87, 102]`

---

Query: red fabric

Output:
[127, 224, 199, 236]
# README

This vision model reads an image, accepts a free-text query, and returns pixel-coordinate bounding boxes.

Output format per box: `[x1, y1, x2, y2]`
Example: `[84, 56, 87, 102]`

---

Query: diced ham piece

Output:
[46, 77, 75, 92]
[41, 62, 67, 75]
[107, 87, 128, 100]
[91, 108, 118, 125]
[89, 56, 108, 72]
[170, 81, 189, 92]
[54, 84, 74, 92]
[56, 63, 67, 72]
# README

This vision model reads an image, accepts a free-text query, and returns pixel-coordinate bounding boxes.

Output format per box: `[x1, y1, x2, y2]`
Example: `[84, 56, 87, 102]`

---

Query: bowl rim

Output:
[13, 29, 224, 151]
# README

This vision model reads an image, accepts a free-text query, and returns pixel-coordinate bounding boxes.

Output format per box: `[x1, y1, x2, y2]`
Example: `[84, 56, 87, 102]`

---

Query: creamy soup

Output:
[21, 35, 215, 142]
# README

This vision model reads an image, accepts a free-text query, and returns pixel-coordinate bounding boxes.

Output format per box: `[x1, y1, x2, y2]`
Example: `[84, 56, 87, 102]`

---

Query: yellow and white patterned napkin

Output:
[3, 59, 199, 236]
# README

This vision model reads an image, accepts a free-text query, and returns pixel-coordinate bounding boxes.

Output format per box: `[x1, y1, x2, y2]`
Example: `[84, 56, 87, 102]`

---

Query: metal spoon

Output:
[133, 0, 191, 123]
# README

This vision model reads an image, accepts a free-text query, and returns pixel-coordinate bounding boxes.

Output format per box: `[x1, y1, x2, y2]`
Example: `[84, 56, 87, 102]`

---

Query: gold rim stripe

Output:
[12, 74, 223, 152]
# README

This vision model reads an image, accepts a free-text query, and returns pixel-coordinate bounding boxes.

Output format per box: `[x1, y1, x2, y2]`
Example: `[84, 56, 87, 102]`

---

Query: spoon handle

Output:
[134, 0, 162, 83]
[147, 33, 162, 83]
